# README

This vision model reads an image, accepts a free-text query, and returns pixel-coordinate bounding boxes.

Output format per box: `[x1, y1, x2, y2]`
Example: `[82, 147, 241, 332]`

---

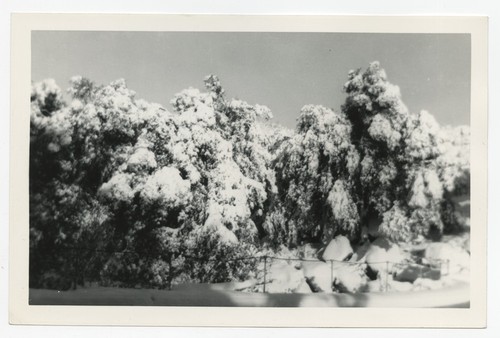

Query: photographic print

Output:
[10, 14, 487, 327]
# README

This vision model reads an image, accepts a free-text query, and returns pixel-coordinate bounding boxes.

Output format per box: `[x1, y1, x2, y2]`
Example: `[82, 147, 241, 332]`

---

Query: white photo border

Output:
[9, 13, 488, 327]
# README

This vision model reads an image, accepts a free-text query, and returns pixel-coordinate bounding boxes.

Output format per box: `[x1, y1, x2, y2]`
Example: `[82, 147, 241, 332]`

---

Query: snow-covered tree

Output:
[30, 78, 119, 289]
[30, 75, 279, 288]
[341, 62, 412, 240]
[29, 63, 470, 289]
[342, 62, 469, 241]
[96, 75, 277, 285]
[273, 104, 360, 244]
[436, 125, 471, 232]
[267, 62, 469, 246]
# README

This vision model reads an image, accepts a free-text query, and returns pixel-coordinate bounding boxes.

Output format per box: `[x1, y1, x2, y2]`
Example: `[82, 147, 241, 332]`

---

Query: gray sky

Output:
[32, 31, 470, 128]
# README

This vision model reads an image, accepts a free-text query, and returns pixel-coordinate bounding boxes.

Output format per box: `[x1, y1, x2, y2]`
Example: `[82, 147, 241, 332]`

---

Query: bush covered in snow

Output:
[29, 62, 470, 290]
[30, 75, 272, 288]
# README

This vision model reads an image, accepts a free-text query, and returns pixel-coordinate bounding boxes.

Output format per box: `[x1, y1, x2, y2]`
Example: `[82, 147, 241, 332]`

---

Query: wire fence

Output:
[180, 253, 452, 292]
[31, 247, 452, 293]
[234, 255, 451, 293]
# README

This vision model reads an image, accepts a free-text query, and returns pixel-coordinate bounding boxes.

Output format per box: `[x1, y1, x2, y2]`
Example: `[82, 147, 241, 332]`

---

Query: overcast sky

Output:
[32, 31, 470, 128]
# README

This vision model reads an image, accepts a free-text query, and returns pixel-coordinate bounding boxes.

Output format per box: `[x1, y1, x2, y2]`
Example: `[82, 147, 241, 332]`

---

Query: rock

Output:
[265, 260, 305, 293]
[365, 264, 379, 281]
[293, 279, 313, 293]
[302, 260, 369, 293]
[322, 235, 353, 261]
[305, 277, 321, 293]
[424, 242, 470, 275]
[394, 264, 440, 283]
[365, 238, 405, 275]
[332, 262, 369, 293]
[301, 261, 333, 293]
[350, 241, 371, 262]
[371, 237, 393, 250]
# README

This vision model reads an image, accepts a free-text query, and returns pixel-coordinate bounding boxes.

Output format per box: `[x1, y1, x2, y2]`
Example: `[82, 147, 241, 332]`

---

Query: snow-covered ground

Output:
[29, 281, 469, 307]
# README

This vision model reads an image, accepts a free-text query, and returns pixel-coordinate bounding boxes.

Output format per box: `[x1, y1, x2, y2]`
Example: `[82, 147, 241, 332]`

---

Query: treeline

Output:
[29, 62, 469, 289]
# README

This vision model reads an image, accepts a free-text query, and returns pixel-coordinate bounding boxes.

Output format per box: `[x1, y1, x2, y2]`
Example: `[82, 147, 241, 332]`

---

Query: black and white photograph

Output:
[27, 29, 473, 307]
[8, 13, 488, 328]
